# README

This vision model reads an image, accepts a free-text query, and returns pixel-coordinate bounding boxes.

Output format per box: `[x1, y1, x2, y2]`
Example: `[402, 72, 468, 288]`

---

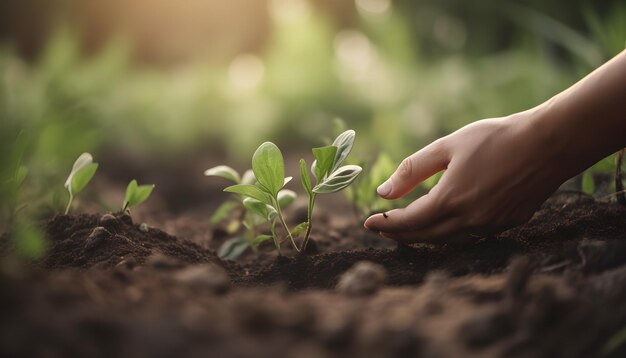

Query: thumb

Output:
[377, 140, 450, 200]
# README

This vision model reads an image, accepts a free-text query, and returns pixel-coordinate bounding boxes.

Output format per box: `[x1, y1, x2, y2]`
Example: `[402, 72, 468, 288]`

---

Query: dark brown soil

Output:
[1, 192, 626, 358]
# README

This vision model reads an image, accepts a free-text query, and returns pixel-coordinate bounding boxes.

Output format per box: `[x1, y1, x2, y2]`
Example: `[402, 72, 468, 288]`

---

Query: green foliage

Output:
[123, 180, 155, 213]
[64, 153, 98, 214]
[210, 129, 362, 258]
[252, 142, 286, 197]
[12, 221, 46, 259]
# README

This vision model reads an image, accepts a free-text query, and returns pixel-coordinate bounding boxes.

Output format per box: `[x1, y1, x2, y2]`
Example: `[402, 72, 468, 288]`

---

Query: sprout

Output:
[64, 153, 98, 214]
[123, 180, 155, 213]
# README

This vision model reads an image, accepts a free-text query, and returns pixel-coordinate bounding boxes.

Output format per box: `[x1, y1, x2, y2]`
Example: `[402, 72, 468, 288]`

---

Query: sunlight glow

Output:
[228, 54, 264, 92]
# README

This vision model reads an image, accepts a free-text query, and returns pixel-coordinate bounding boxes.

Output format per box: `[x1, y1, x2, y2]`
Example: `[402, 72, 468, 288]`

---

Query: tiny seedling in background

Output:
[122, 180, 155, 213]
[64, 153, 98, 214]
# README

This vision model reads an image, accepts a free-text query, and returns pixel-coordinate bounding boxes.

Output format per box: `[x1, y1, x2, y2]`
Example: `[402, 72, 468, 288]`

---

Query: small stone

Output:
[336, 261, 387, 297]
[99, 213, 118, 225]
[173, 264, 230, 293]
[139, 223, 149, 233]
[146, 253, 183, 270]
[85, 227, 111, 250]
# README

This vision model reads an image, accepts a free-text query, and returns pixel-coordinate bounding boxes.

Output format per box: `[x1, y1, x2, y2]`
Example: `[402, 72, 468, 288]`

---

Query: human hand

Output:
[364, 113, 568, 244]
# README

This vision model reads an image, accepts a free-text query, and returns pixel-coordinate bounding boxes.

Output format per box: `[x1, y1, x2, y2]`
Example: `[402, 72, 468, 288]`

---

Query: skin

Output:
[364, 50, 626, 244]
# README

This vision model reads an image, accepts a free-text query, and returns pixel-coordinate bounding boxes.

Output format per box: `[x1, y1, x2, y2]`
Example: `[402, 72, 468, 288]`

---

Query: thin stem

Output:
[274, 196, 300, 253]
[270, 219, 281, 255]
[64, 192, 73, 215]
[301, 193, 317, 252]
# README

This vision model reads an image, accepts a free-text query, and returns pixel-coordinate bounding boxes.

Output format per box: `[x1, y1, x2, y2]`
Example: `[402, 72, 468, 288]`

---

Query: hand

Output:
[364, 112, 568, 244]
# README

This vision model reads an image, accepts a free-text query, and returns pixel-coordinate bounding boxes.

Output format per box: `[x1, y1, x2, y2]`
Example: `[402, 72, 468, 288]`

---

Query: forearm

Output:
[528, 50, 626, 178]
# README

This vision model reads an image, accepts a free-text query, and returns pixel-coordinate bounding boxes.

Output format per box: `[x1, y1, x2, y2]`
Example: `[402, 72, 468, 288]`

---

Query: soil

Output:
[1, 192, 626, 357]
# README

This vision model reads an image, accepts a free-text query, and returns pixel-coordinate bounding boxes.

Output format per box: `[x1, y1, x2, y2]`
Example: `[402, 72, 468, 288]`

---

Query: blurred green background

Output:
[1, 0, 625, 226]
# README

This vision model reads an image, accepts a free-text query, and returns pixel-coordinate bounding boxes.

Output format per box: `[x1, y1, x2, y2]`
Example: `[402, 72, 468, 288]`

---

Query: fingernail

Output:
[377, 180, 392, 197]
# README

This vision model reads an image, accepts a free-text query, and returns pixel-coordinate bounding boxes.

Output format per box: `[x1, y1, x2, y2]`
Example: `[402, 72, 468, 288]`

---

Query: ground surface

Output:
[1, 192, 626, 358]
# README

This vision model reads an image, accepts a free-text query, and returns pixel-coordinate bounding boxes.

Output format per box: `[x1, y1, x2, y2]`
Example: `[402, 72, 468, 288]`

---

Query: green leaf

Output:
[224, 184, 273, 204]
[218, 236, 250, 260]
[204, 165, 241, 183]
[210, 200, 239, 224]
[14, 166, 28, 188]
[252, 142, 285, 196]
[300, 159, 312, 195]
[312, 145, 338, 182]
[13, 223, 46, 259]
[290, 222, 309, 238]
[331, 129, 356, 171]
[123, 180, 155, 210]
[277, 189, 297, 208]
[582, 171, 595, 195]
[65, 153, 95, 191]
[71, 163, 98, 195]
[243, 198, 271, 220]
[241, 169, 256, 185]
[313, 165, 362, 194]
[252, 234, 273, 247]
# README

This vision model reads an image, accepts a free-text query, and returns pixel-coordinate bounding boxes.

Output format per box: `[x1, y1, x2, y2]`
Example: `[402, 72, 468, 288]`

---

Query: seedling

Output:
[205, 165, 296, 259]
[122, 180, 155, 213]
[212, 129, 362, 256]
[64, 153, 98, 214]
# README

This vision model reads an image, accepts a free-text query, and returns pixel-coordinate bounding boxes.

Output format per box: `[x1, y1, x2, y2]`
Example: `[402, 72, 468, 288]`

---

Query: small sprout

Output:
[122, 180, 155, 213]
[211, 129, 362, 257]
[64, 152, 98, 214]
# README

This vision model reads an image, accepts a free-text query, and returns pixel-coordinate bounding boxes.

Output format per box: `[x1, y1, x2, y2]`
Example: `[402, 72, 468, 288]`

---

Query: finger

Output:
[377, 140, 450, 200]
[363, 192, 451, 234]
[379, 217, 478, 245]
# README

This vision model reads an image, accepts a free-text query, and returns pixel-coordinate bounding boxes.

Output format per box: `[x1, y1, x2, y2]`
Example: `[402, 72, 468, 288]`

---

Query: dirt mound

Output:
[43, 213, 223, 270]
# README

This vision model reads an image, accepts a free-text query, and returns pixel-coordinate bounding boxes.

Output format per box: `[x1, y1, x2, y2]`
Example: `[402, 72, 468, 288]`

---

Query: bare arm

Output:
[364, 50, 626, 244]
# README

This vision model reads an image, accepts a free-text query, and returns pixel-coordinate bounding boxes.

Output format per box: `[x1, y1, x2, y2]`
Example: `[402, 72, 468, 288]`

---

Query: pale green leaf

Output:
[290, 222, 309, 238]
[210, 200, 239, 224]
[71, 163, 98, 195]
[204, 165, 241, 183]
[300, 159, 312, 195]
[65, 152, 95, 190]
[241, 169, 256, 185]
[252, 142, 285, 196]
[252, 234, 273, 247]
[331, 129, 356, 171]
[313, 165, 362, 194]
[277, 189, 297, 208]
[243, 198, 271, 220]
[123, 180, 155, 210]
[312, 145, 338, 182]
[218, 236, 250, 260]
[224, 184, 272, 204]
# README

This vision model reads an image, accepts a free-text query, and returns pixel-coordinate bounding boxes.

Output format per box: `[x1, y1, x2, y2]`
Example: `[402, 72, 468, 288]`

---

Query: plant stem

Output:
[274, 197, 300, 253]
[270, 219, 281, 255]
[64, 192, 73, 215]
[301, 193, 317, 252]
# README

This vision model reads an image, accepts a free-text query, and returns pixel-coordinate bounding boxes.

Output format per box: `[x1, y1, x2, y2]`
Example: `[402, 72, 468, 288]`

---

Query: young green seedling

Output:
[122, 180, 155, 213]
[218, 130, 362, 255]
[64, 153, 98, 214]
[299, 130, 362, 250]
[205, 165, 296, 259]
